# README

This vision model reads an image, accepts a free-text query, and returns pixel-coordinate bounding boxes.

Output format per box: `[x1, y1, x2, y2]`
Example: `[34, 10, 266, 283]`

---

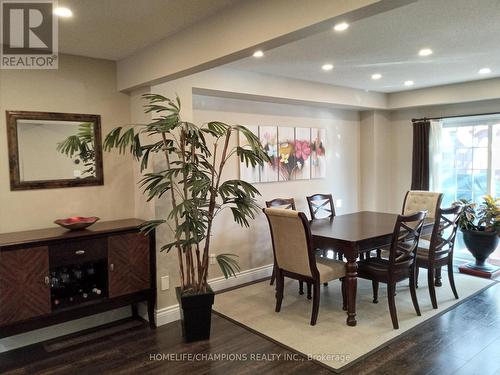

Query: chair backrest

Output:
[388, 211, 427, 268]
[427, 204, 464, 259]
[402, 190, 443, 219]
[263, 208, 318, 279]
[265, 198, 296, 210]
[306, 193, 335, 220]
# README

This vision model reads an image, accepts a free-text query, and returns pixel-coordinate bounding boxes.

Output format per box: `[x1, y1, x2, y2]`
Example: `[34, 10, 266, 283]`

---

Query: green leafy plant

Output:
[57, 122, 96, 177]
[103, 94, 269, 294]
[457, 195, 500, 234]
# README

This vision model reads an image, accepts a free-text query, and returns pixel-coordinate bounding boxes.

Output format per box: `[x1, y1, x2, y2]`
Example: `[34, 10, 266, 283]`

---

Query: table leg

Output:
[346, 249, 358, 327]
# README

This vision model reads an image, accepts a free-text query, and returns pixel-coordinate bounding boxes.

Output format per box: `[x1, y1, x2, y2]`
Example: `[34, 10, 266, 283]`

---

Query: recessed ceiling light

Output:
[333, 22, 349, 32]
[253, 50, 264, 58]
[479, 67, 491, 74]
[404, 80, 414, 86]
[418, 48, 433, 57]
[371, 73, 382, 80]
[322, 63, 334, 71]
[54, 7, 73, 17]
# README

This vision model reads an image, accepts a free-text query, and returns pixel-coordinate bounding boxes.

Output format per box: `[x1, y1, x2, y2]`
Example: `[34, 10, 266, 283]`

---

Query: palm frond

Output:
[216, 254, 240, 279]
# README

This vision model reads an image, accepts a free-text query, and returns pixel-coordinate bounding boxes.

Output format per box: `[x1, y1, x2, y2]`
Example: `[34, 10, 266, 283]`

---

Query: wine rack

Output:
[50, 261, 108, 310]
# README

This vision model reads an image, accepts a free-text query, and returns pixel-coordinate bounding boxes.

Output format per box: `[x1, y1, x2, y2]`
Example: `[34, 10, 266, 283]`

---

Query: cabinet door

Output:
[108, 232, 150, 298]
[0, 246, 51, 326]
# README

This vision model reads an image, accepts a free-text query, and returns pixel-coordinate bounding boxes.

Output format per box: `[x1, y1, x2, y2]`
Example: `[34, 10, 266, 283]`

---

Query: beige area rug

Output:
[213, 269, 495, 372]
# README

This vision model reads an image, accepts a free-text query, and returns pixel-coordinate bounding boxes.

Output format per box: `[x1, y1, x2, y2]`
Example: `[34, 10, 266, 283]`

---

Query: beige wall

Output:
[0, 54, 134, 232]
[359, 110, 394, 212]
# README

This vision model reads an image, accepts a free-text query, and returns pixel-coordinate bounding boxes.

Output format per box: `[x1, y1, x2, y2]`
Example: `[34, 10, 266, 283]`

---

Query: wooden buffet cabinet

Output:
[0, 219, 156, 338]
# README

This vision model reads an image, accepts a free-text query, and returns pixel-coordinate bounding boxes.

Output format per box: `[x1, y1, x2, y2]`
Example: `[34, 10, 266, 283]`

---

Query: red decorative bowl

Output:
[54, 216, 100, 230]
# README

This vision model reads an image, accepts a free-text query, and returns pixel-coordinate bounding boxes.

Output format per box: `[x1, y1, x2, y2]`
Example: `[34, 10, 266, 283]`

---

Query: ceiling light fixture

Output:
[479, 67, 491, 74]
[418, 48, 433, 57]
[322, 63, 334, 71]
[404, 80, 414, 86]
[54, 7, 73, 17]
[371, 73, 382, 80]
[333, 22, 349, 32]
[253, 50, 264, 58]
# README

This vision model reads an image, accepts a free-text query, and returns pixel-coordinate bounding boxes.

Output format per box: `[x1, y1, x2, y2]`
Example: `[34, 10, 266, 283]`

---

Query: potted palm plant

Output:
[104, 94, 269, 341]
[458, 195, 500, 274]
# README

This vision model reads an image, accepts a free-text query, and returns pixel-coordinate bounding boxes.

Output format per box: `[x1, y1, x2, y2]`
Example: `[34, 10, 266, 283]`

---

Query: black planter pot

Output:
[176, 286, 214, 342]
[461, 229, 499, 270]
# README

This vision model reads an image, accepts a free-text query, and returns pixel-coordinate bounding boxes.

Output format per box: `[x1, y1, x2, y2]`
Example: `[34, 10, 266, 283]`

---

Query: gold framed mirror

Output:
[6, 111, 104, 190]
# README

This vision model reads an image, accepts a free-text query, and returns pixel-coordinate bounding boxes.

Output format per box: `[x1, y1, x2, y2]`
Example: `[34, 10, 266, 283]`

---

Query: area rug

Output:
[213, 269, 495, 372]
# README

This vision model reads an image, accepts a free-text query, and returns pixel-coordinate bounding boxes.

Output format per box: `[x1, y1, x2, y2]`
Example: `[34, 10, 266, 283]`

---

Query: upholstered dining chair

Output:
[401, 190, 443, 283]
[415, 204, 463, 309]
[263, 208, 346, 326]
[375, 190, 443, 260]
[266, 198, 296, 210]
[265, 198, 303, 292]
[402, 190, 443, 219]
[357, 211, 427, 329]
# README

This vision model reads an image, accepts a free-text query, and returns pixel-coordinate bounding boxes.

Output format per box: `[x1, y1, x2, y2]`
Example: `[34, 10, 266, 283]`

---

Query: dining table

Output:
[309, 211, 433, 327]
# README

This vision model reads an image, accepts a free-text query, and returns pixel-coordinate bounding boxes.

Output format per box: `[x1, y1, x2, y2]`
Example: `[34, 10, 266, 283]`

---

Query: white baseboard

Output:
[155, 264, 273, 326]
[155, 304, 181, 326]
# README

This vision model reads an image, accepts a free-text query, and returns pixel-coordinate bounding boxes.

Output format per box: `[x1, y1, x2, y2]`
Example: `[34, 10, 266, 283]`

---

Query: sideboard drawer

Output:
[49, 238, 107, 267]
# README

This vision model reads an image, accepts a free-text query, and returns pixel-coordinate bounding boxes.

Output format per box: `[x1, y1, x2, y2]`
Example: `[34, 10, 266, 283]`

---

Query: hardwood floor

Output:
[1, 281, 500, 375]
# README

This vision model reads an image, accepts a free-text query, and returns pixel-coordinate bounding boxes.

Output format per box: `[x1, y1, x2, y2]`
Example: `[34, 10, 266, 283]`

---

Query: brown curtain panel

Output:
[411, 120, 430, 190]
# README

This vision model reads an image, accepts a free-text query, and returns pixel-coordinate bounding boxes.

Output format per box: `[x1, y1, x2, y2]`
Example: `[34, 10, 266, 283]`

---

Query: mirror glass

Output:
[7, 111, 103, 190]
[17, 120, 97, 181]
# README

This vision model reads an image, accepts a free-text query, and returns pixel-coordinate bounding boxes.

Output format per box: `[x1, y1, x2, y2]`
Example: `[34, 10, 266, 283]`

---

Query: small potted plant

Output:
[457, 195, 499, 273]
[104, 95, 269, 342]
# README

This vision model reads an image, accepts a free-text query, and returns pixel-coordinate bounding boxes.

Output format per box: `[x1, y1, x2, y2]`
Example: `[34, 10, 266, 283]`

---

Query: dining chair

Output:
[357, 210, 427, 329]
[401, 190, 443, 283]
[266, 198, 296, 210]
[402, 190, 443, 220]
[263, 208, 346, 325]
[265, 198, 304, 293]
[415, 204, 463, 309]
[306, 193, 344, 262]
[376, 191, 443, 259]
[306, 193, 335, 220]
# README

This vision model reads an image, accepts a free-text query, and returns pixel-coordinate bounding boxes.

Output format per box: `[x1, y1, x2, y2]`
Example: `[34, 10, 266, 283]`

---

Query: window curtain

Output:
[429, 120, 443, 192]
[411, 119, 431, 190]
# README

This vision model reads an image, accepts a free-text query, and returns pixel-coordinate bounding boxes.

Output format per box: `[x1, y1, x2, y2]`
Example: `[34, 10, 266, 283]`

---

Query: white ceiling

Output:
[58, 0, 241, 60]
[226, 0, 500, 93]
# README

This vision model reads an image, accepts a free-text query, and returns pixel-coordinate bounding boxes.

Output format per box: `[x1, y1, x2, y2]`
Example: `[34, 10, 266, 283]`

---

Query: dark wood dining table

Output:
[310, 211, 433, 327]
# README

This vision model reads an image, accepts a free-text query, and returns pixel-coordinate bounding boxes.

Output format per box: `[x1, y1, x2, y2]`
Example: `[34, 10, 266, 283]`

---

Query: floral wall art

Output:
[310, 128, 326, 179]
[239, 126, 327, 183]
[259, 126, 279, 182]
[294, 127, 312, 180]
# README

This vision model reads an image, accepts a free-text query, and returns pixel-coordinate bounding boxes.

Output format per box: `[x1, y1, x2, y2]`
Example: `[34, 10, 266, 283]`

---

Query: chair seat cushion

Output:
[416, 246, 450, 261]
[358, 257, 412, 280]
[378, 239, 416, 258]
[358, 257, 390, 273]
[315, 256, 346, 283]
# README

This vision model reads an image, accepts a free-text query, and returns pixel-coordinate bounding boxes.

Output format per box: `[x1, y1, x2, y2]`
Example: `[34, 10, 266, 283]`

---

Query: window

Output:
[439, 115, 500, 207]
